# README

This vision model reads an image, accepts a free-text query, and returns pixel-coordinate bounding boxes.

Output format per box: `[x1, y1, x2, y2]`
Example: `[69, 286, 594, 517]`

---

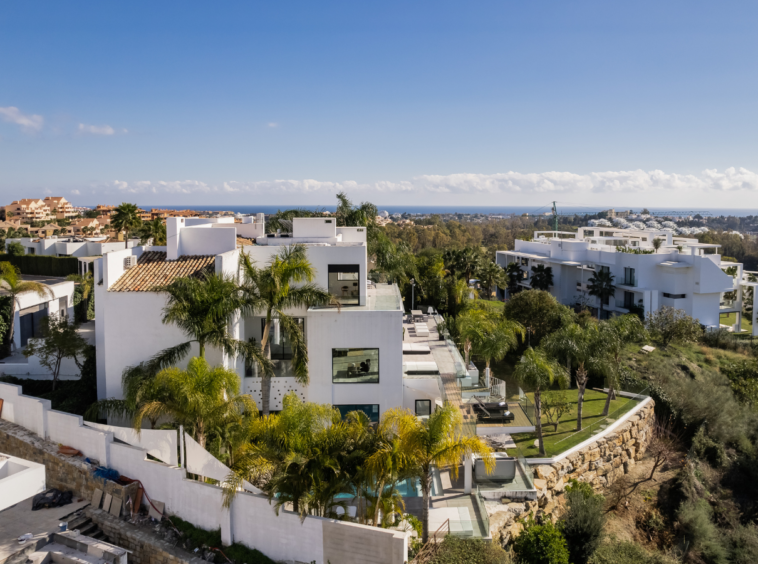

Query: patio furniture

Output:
[414, 322, 430, 337]
[471, 400, 515, 422]
[411, 309, 423, 322]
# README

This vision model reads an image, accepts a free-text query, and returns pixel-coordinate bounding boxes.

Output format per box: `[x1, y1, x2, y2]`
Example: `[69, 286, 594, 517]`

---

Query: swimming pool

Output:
[335, 471, 441, 499]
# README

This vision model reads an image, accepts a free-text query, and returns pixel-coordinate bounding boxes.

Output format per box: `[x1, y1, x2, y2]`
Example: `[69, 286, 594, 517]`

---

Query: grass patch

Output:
[719, 312, 753, 333]
[512, 389, 641, 458]
[167, 516, 276, 564]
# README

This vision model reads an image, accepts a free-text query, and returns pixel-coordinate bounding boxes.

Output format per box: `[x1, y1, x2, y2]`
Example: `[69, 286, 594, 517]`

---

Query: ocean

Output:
[137, 205, 758, 217]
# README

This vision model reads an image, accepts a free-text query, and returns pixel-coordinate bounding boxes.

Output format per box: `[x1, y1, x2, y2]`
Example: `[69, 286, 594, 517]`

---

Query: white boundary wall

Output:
[0, 382, 407, 564]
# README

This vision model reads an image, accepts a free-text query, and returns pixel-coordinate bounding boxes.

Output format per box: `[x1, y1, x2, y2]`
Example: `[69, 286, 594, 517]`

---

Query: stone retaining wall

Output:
[87, 509, 206, 564]
[488, 400, 656, 546]
[0, 419, 131, 501]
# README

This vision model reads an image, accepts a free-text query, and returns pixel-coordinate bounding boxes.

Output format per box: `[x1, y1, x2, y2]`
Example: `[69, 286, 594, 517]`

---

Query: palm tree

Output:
[365, 418, 413, 527]
[239, 245, 337, 415]
[382, 405, 494, 543]
[543, 323, 601, 432]
[596, 315, 647, 416]
[505, 262, 524, 296]
[512, 348, 569, 456]
[478, 318, 525, 377]
[652, 238, 663, 252]
[121, 271, 272, 400]
[587, 268, 616, 319]
[529, 264, 554, 291]
[110, 203, 142, 248]
[133, 357, 256, 448]
[0, 262, 53, 352]
[457, 308, 493, 366]
[477, 261, 506, 300]
[139, 218, 167, 245]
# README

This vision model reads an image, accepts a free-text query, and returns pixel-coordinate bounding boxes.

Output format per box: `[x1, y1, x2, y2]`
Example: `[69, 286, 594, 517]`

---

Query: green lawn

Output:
[512, 389, 641, 458]
[719, 312, 753, 333]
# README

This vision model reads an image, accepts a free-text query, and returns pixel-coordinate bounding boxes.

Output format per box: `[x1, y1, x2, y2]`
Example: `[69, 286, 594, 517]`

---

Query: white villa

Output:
[93, 216, 447, 421]
[497, 227, 758, 335]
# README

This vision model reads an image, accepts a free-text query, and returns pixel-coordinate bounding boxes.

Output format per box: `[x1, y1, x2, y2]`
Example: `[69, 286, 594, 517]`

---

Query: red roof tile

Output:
[109, 251, 215, 292]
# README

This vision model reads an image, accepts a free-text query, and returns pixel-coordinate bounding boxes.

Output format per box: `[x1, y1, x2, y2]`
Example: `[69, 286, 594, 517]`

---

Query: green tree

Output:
[67, 271, 94, 322]
[383, 405, 494, 542]
[505, 262, 524, 296]
[110, 203, 143, 248]
[543, 323, 603, 431]
[541, 390, 570, 432]
[365, 417, 413, 527]
[223, 393, 371, 518]
[512, 518, 570, 564]
[512, 348, 569, 455]
[503, 290, 575, 348]
[239, 245, 336, 415]
[587, 268, 616, 319]
[22, 314, 89, 390]
[530, 264, 554, 291]
[139, 217, 167, 245]
[0, 262, 53, 352]
[562, 480, 606, 564]
[134, 356, 256, 448]
[646, 306, 702, 347]
[7, 241, 25, 256]
[595, 315, 647, 415]
[477, 260, 506, 300]
[652, 238, 664, 252]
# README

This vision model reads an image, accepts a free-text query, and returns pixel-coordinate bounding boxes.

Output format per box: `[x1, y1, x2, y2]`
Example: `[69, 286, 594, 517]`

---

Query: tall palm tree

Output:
[505, 262, 524, 296]
[477, 260, 506, 300]
[382, 405, 494, 543]
[529, 264, 554, 291]
[110, 203, 142, 248]
[512, 348, 569, 456]
[139, 218, 167, 245]
[596, 315, 647, 416]
[120, 272, 272, 402]
[133, 357, 256, 448]
[365, 418, 413, 527]
[478, 318, 525, 377]
[587, 268, 616, 319]
[239, 245, 337, 415]
[0, 262, 53, 352]
[457, 308, 493, 366]
[543, 323, 601, 431]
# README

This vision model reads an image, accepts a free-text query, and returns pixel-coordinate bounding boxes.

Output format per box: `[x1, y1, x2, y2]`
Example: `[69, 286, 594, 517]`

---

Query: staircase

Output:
[66, 511, 106, 540]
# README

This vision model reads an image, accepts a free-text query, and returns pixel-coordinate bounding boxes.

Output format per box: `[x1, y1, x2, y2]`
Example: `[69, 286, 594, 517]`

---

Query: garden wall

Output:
[0, 382, 409, 564]
[488, 398, 656, 545]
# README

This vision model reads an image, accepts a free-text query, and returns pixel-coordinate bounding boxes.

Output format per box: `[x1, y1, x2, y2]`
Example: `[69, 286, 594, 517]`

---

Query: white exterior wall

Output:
[11, 280, 75, 351]
[0, 453, 46, 511]
[0, 382, 408, 564]
[293, 217, 337, 238]
[306, 309, 403, 416]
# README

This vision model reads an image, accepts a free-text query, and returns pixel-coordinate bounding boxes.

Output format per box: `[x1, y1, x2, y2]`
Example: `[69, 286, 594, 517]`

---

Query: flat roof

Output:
[310, 282, 403, 312]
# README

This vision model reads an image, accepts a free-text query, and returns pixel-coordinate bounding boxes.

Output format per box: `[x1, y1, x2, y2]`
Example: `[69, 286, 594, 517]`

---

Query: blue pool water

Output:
[335, 476, 439, 499]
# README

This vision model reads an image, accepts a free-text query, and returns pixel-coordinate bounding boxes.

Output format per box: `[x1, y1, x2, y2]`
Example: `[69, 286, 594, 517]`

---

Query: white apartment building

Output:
[497, 228, 758, 335]
[94, 216, 445, 422]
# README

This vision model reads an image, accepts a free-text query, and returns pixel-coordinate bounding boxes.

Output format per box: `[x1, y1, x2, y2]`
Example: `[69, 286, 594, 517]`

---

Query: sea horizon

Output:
[79, 204, 758, 217]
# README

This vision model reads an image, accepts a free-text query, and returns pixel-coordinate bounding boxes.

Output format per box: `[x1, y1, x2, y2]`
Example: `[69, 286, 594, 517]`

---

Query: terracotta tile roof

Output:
[110, 251, 216, 292]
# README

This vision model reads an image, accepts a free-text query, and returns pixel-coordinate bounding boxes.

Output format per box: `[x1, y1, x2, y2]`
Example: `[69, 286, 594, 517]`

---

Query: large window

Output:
[332, 348, 379, 383]
[336, 404, 379, 423]
[415, 400, 432, 416]
[328, 265, 360, 305]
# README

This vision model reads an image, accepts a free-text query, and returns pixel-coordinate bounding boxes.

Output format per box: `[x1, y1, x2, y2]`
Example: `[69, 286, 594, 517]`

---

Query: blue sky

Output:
[1, 1, 757, 208]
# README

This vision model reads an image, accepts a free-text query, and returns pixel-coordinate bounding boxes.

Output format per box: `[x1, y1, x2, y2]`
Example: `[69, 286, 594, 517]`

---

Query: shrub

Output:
[589, 540, 677, 564]
[429, 536, 512, 564]
[167, 516, 275, 564]
[7, 242, 24, 256]
[0, 253, 79, 276]
[691, 426, 728, 468]
[646, 307, 703, 347]
[512, 518, 569, 564]
[700, 329, 751, 354]
[503, 290, 575, 347]
[677, 499, 729, 564]
[725, 523, 758, 564]
[561, 480, 606, 564]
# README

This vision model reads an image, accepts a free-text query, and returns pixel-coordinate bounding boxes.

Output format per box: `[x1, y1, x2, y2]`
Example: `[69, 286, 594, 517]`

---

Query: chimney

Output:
[167, 217, 184, 260]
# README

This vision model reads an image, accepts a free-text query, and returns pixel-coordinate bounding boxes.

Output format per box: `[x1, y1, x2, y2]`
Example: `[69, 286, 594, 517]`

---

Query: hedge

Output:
[0, 254, 79, 277]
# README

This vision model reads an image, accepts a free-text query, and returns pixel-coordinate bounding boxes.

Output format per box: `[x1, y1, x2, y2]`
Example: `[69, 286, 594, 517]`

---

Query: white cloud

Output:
[88, 168, 758, 202]
[267, 122, 278, 128]
[0, 106, 44, 132]
[70, 189, 80, 195]
[78, 123, 116, 136]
